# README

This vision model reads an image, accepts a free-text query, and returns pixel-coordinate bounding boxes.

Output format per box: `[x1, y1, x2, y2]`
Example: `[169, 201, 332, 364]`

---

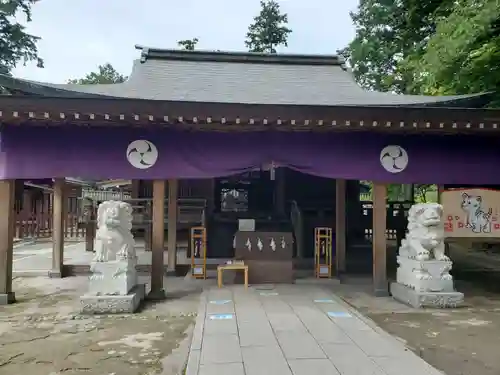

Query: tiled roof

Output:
[0, 47, 491, 107]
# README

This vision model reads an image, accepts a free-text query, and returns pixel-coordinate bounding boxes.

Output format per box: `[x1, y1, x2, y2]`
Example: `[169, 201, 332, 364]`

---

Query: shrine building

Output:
[1, 46, 500, 304]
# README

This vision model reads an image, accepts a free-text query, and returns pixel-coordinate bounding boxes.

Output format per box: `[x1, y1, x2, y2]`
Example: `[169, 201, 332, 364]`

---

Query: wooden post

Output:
[0, 180, 16, 305]
[83, 198, 95, 252]
[372, 182, 388, 296]
[49, 178, 65, 278]
[335, 179, 346, 274]
[131, 179, 140, 199]
[275, 168, 286, 215]
[207, 178, 215, 213]
[149, 180, 166, 299]
[437, 185, 444, 203]
[167, 179, 178, 274]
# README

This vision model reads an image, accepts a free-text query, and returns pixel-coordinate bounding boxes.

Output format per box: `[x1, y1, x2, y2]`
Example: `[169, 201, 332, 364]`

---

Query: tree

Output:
[402, 0, 500, 107]
[0, 0, 43, 75]
[340, 0, 453, 93]
[177, 38, 199, 51]
[68, 63, 126, 84]
[245, 0, 292, 53]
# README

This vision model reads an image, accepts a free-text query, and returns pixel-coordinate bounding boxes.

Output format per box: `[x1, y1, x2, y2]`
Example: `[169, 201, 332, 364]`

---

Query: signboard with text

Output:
[442, 188, 500, 238]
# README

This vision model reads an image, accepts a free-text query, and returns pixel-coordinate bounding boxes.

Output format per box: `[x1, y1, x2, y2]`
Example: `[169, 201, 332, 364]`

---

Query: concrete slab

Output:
[198, 362, 245, 375]
[242, 345, 291, 375]
[288, 359, 341, 375]
[204, 317, 238, 335]
[200, 334, 242, 364]
[184, 285, 443, 375]
[276, 331, 326, 360]
[238, 321, 277, 347]
[321, 343, 386, 374]
[267, 312, 307, 332]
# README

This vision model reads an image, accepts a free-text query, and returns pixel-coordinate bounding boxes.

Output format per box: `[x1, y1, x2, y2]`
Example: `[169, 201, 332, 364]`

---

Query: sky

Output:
[12, 0, 359, 83]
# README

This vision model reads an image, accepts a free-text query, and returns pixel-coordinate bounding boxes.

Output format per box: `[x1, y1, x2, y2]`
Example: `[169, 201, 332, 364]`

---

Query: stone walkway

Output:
[185, 284, 444, 375]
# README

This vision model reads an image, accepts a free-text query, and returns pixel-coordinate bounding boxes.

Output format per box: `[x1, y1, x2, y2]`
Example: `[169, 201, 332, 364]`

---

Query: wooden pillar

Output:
[0, 180, 16, 305]
[49, 178, 65, 278]
[149, 180, 166, 299]
[372, 182, 388, 296]
[131, 179, 140, 199]
[83, 198, 95, 252]
[437, 185, 444, 203]
[207, 178, 215, 213]
[275, 168, 286, 215]
[167, 179, 178, 274]
[335, 179, 346, 274]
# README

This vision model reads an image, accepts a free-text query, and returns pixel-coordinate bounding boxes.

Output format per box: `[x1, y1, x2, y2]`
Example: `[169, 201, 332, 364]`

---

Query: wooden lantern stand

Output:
[190, 226, 207, 279]
[314, 227, 333, 278]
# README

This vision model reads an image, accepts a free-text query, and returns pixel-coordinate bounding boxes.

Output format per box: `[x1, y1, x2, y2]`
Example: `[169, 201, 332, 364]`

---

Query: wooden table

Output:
[217, 264, 249, 288]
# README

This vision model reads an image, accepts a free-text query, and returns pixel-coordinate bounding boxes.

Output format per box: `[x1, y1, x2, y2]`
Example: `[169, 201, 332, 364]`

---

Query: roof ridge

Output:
[135, 45, 346, 67]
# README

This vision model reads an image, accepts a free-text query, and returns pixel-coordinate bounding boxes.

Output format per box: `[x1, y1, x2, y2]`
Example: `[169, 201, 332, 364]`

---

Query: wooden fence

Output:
[15, 211, 86, 241]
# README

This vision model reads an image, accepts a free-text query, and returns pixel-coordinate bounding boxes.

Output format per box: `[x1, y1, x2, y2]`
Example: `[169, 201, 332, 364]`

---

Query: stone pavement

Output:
[185, 284, 444, 375]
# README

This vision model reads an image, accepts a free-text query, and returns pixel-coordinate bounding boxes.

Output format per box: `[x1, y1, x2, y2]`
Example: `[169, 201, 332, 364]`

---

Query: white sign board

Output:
[238, 219, 255, 232]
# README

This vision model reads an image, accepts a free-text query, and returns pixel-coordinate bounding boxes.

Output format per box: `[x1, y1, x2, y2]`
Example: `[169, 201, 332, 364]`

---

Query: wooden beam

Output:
[335, 179, 346, 274]
[0, 180, 15, 305]
[149, 180, 166, 299]
[167, 179, 178, 274]
[372, 182, 388, 296]
[49, 178, 65, 278]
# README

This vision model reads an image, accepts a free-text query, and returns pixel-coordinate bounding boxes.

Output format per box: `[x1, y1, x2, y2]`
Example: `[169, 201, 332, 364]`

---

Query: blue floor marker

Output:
[209, 300, 232, 305]
[328, 311, 352, 318]
[314, 299, 334, 303]
[209, 314, 234, 320]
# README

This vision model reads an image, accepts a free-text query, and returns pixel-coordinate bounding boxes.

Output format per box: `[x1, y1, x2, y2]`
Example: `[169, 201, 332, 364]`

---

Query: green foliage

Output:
[360, 181, 437, 203]
[340, 0, 453, 93]
[343, 0, 499, 107]
[402, 0, 500, 106]
[245, 0, 292, 53]
[0, 0, 43, 75]
[177, 38, 199, 51]
[68, 63, 126, 84]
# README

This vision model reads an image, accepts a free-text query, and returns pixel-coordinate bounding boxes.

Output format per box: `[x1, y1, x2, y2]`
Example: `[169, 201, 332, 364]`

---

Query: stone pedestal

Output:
[390, 282, 464, 308]
[396, 257, 454, 292]
[391, 256, 464, 309]
[79, 200, 144, 314]
[0, 292, 15, 305]
[88, 260, 138, 296]
[80, 258, 144, 314]
[391, 203, 464, 309]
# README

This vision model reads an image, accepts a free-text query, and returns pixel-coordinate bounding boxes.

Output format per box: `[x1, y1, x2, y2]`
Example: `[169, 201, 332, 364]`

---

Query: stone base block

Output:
[80, 284, 145, 314]
[391, 282, 464, 308]
[88, 260, 138, 296]
[48, 270, 63, 278]
[0, 292, 16, 305]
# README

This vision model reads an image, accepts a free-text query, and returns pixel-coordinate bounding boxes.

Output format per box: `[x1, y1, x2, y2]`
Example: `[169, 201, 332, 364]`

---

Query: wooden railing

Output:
[15, 211, 85, 241]
[15, 197, 207, 242]
[76, 197, 207, 226]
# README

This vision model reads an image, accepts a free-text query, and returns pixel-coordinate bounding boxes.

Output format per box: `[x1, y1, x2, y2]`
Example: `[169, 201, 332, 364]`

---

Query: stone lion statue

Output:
[93, 200, 135, 262]
[398, 202, 449, 261]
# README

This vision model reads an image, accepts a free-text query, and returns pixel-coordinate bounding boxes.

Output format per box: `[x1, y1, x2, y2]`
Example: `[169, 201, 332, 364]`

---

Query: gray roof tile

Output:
[1, 49, 489, 106]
